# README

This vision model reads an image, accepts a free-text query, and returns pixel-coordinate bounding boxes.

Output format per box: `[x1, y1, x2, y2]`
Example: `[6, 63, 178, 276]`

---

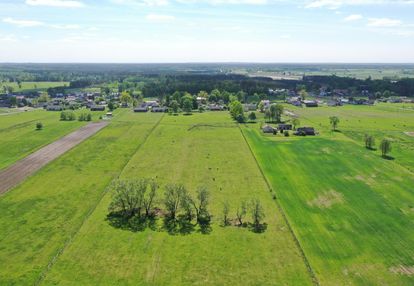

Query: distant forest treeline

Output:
[1, 63, 414, 97]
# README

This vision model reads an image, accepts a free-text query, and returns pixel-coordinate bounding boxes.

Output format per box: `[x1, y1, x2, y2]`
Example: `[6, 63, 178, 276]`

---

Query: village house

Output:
[134, 107, 148, 112]
[295, 127, 316, 136]
[208, 105, 224, 111]
[303, 100, 318, 107]
[278, 124, 293, 131]
[262, 125, 276, 134]
[243, 103, 257, 111]
[152, 107, 168, 113]
[90, 105, 105, 111]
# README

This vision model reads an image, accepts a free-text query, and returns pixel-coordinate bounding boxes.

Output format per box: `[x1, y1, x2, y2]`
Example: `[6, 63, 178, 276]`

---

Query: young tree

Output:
[36, 122, 43, 130]
[329, 116, 340, 131]
[180, 190, 194, 221]
[120, 91, 132, 105]
[222, 201, 230, 226]
[191, 186, 210, 224]
[143, 180, 158, 217]
[269, 104, 284, 123]
[248, 112, 257, 122]
[264, 109, 271, 123]
[236, 201, 247, 226]
[364, 134, 375, 149]
[258, 101, 265, 113]
[250, 199, 265, 231]
[164, 184, 186, 220]
[380, 139, 392, 158]
[291, 118, 300, 130]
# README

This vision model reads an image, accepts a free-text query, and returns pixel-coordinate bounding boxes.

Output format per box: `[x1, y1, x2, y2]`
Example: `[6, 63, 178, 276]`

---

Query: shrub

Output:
[284, 130, 289, 137]
[60, 111, 76, 121]
[36, 122, 43, 130]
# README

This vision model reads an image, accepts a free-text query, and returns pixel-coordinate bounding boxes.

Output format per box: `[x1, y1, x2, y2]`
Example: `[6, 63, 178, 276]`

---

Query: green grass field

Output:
[40, 112, 313, 285]
[242, 104, 414, 285]
[0, 81, 68, 92]
[0, 110, 162, 285]
[1, 105, 413, 285]
[0, 109, 106, 170]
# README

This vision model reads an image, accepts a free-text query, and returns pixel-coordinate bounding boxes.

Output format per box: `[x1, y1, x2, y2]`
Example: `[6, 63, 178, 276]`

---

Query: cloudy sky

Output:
[0, 0, 413, 62]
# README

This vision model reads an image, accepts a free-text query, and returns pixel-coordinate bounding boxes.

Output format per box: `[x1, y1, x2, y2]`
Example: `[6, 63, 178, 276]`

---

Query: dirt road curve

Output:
[0, 121, 108, 195]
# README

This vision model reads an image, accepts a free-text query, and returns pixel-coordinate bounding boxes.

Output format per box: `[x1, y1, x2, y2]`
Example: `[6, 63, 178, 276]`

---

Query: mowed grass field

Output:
[242, 104, 414, 285]
[0, 111, 162, 285]
[0, 109, 107, 170]
[40, 112, 313, 285]
[288, 103, 414, 171]
[0, 81, 68, 92]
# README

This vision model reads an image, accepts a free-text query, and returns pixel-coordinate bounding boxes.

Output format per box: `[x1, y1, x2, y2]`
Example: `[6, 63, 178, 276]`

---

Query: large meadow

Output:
[0, 103, 413, 285]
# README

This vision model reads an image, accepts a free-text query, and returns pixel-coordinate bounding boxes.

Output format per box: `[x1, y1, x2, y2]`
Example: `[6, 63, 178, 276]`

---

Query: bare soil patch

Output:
[308, 190, 344, 208]
[404, 132, 414, 137]
[389, 265, 414, 276]
[0, 121, 108, 195]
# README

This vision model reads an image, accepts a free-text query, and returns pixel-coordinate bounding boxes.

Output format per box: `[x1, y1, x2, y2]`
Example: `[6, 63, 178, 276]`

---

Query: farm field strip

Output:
[0, 121, 108, 195]
[0, 109, 107, 170]
[242, 124, 414, 285]
[0, 111, 163, 285]
[40, 112, 314, 286]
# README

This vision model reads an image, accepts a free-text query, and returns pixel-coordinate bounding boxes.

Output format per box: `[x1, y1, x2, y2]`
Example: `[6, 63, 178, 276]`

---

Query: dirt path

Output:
[0, 121, 108, 195]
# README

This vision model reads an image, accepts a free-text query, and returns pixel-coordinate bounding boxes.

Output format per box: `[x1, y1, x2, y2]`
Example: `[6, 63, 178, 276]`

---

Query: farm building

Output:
[262, 125, 276, 134]
[90, 105, 105, 111]
[278, 124, 292, 131]
[134, 107, 148, 112]
[208, 105, 224, 111]
[303, 100, 318, 107]
[295, 127, 316, 136]
[152, 107, 168, 113]
[46, 105, 63, 111]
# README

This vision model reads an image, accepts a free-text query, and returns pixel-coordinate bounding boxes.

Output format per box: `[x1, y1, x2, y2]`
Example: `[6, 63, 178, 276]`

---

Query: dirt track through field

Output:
[0, 121, 108, 195]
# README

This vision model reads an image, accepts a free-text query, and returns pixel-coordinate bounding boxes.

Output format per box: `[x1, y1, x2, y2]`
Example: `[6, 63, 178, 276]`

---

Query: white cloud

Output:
[367, 18, 402, 27]
[306, 0, 414, 9]
[25, 0, 85, 8]
[146, 14, 176, 22]
[178, 0, 268, 4]
[111, 0, 169, 6]
[344, 14, 363, 21]
[3, 17, 81, 30]
[2, 17, 44, 27]
[0, 34, 18, 42]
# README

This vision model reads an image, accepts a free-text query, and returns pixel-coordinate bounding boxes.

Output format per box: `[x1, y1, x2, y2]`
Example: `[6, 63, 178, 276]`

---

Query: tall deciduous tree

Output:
[329, 116, 340, 131]
[250, 199, 265, 231]
[380, 139, 392, 158]
[164, 184, 186, 220]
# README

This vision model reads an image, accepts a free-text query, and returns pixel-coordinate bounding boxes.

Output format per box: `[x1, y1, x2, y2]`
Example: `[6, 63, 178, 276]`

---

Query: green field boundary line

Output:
[34, 114, 165, 286]
[238, 125, 320, 286]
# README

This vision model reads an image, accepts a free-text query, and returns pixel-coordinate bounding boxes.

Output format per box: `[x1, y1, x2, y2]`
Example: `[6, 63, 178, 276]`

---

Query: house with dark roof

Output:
[278, 124, 292, 131]
[295, 127, 316, 136]
[134, 107, 148, 112]
[262, 125, 276, 134]
[152, 107, 168, 113]
[90, 105, 105, 111]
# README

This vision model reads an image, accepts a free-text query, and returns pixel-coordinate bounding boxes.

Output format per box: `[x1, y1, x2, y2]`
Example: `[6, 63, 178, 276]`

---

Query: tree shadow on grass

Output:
[162, 215, 196, 236]
[106, 212, 158, 232]
[382, 155, 395, 160]
[248, 223, 268, 234]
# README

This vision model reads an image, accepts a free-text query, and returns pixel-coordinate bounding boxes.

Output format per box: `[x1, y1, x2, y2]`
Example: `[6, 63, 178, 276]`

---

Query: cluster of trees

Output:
[364, 134, 392, 158]
[108, 179, 211, 234]
[264, 104, 284, 123]
[108, 179, 267, 234]
[222, 199, 266, 232]
[60, 111, 76, 121]
[229, 100, 245, 122]
[78, 113, 92, 122]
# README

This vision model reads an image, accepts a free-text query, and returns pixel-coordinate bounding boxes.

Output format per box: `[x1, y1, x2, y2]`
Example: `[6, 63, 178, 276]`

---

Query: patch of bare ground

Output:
[404, 132, 414, 137]
[308, 190, 344, 208]
[389, 265, 414, 276]
[0, 121, 108, 195]
[354, 175, 377, 187]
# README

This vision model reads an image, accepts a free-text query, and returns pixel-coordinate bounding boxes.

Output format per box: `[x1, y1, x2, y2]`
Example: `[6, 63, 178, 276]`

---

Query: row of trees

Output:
[364, 135, 392, 158]
[108, 179, 267, 234]
[264, 104, 284, 123]
[60, 111, 76, 121]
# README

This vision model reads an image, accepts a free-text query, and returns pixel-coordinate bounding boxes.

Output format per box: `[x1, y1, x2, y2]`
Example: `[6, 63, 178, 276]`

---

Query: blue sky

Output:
[0, 0, 414, 62]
